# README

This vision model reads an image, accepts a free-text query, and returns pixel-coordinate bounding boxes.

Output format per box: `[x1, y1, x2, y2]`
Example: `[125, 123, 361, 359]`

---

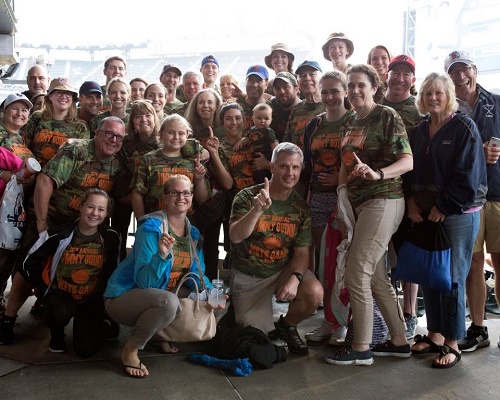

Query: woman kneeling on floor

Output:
[104, 174, 220, 378]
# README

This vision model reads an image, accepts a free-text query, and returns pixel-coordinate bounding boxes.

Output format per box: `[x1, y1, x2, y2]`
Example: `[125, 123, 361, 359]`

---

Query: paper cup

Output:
[25, 158, 41, 173]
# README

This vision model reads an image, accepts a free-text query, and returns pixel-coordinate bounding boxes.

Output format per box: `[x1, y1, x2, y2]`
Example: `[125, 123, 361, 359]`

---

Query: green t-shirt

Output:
[382, 96, 421, 135]
[24, 111, 90, 167]
[166, 230, 191, 290]
[132, 149, 197, 215]
[230, 184, 312, 278]
[164, 99, 183, 115]
[309, 112, 354, 194]
[341, 104, 412, 208]
[245, 126, 278, 158]
[220, 138, 255, 191]
[43, 139, 122, 223]
[284, 100, 326, 149]
[55, 229, 104, 303]
[0, 124, 37, 187]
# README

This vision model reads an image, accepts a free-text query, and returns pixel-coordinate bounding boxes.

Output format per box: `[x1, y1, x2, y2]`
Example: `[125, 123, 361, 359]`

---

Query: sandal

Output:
[411, 334, 442, 354]
[123, 361, 149, 378]
[431, 345, 461, 369]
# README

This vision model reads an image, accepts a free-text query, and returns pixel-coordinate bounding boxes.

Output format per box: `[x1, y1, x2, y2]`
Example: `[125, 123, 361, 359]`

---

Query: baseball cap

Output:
[295, 60, 322, 75]
[444, 50, 474, 73]
[388, 54, 415, 74]
[47, 77, 78, 96]
[273, 72, 298, 86]
[246, 65, 269, 80]
[79, 81, 103, 96]
[162, 63, 182, 76]
[3, 93, 33, 110]
[265, 43, 295, 69]
[322, 32, 354, 61]
[201, 55, 219, 68]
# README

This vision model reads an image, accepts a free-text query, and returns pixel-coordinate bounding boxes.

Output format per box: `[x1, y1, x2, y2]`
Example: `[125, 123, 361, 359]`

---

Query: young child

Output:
[234, 103, 279, 183]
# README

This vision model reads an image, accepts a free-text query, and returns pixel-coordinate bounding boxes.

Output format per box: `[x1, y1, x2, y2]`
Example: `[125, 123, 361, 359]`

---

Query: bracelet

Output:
[292, 272, 303, 282]
[377, 169, 384, 180]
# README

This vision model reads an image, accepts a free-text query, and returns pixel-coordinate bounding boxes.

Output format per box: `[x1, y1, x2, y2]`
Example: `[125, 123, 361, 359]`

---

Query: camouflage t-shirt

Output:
[54, 228, 104, 303]
[114, 133, 159, 199]
[230, 184, 312, 278]
[171, 102, 188, 117]
[220, 138, 255, 191]
[164, 99, 183, 115]
[382, 96, 421, 135]
[340, 104, 412, 208]
[43, 139, 122, 223]
[132, 149, 197, 214]
[245, 126, 278, 159]
[24, 111, 90, 167]
[284, 100, 326, 149]
[166, 230, 191, 290]
[89, 111, 130, 138]
[270, 97, 295, 142]
[0, 124, 38, 187]
[236, 98, 272, 134]
[309, 112, 354, 194]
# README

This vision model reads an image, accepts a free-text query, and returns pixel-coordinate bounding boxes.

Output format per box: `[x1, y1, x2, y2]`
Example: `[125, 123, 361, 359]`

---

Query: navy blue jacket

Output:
[406, 110, 487, 215]
[458, 84, 500, 201]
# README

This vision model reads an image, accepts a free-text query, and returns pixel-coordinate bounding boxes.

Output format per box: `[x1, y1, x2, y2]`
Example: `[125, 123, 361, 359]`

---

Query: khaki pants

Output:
[345, 198, 406, 347]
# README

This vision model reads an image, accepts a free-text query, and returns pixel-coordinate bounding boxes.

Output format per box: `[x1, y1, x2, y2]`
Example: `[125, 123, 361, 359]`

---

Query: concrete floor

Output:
[1, 292, 500, 400]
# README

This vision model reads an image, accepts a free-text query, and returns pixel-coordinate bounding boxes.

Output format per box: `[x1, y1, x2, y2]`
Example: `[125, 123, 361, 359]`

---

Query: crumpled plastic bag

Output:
[189, 353, 253, 376]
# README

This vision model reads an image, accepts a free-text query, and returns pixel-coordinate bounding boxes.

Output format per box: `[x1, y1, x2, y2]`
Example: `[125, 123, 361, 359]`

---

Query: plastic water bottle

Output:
[208, 279, 226, 308]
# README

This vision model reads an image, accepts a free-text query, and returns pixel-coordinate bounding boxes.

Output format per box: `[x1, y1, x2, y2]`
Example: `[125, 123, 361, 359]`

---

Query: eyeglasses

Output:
[103, 130, 124, 142]
[166, 190, 193, 197]
[449, 65, 474, 77]
[52, 90, 73, 99]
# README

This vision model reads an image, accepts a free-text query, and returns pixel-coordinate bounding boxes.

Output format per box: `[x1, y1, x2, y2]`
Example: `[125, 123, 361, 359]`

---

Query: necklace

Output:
[356, 103, 376, 120]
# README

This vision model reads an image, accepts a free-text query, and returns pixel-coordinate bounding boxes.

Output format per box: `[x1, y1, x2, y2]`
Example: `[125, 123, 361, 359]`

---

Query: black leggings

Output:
[43, 290, 108, 358]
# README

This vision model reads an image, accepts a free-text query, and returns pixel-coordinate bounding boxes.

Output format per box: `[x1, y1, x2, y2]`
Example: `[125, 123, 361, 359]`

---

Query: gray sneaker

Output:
[404, 315, 418, 340]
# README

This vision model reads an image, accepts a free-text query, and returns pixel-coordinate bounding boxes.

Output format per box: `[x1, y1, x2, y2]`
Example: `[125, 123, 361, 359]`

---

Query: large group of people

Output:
[0, 35, 498, 377]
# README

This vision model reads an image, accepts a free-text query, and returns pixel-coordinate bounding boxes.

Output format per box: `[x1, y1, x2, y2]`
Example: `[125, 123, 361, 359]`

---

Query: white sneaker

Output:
[328, 325, 347, 346]
[305, 320, 334, 342]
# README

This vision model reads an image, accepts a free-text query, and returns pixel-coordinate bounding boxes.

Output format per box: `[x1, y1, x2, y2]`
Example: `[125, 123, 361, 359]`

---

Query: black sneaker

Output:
[325, 346, 374, 366]
[0, 315, 16, 345]
[271, 315, 308, 355]
[49, 333, 66, 353]
[458, 324, 490, 352]
[371, 340, 411, 358]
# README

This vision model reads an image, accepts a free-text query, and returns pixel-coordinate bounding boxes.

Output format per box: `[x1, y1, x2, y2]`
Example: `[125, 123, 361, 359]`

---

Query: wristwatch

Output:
[292, 272, 303, 282]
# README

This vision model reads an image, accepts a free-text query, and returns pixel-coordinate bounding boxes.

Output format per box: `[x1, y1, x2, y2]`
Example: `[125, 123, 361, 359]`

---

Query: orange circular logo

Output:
[41, 144, 56, 161]
[71, 268, 90, 285]
[342, 150, 355, 166]
[242, 162, 253, 177]
[263, 234, 282, 250]
[320, 150, 337, 166]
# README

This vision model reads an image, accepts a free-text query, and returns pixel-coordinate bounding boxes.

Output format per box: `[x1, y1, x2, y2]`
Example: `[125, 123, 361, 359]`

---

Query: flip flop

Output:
[411, 334, 442, 354]
[431, 345, 461, 369]
[123, 362, 149, 378]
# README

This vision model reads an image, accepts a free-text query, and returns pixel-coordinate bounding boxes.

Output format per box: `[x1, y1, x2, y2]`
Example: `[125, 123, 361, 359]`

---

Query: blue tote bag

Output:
[395, 220, 452, 292]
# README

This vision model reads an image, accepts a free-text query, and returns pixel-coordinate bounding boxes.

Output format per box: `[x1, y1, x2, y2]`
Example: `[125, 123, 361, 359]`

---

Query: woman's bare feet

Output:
[122, 340, 149, 378]
[159, 341, 179, 354]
